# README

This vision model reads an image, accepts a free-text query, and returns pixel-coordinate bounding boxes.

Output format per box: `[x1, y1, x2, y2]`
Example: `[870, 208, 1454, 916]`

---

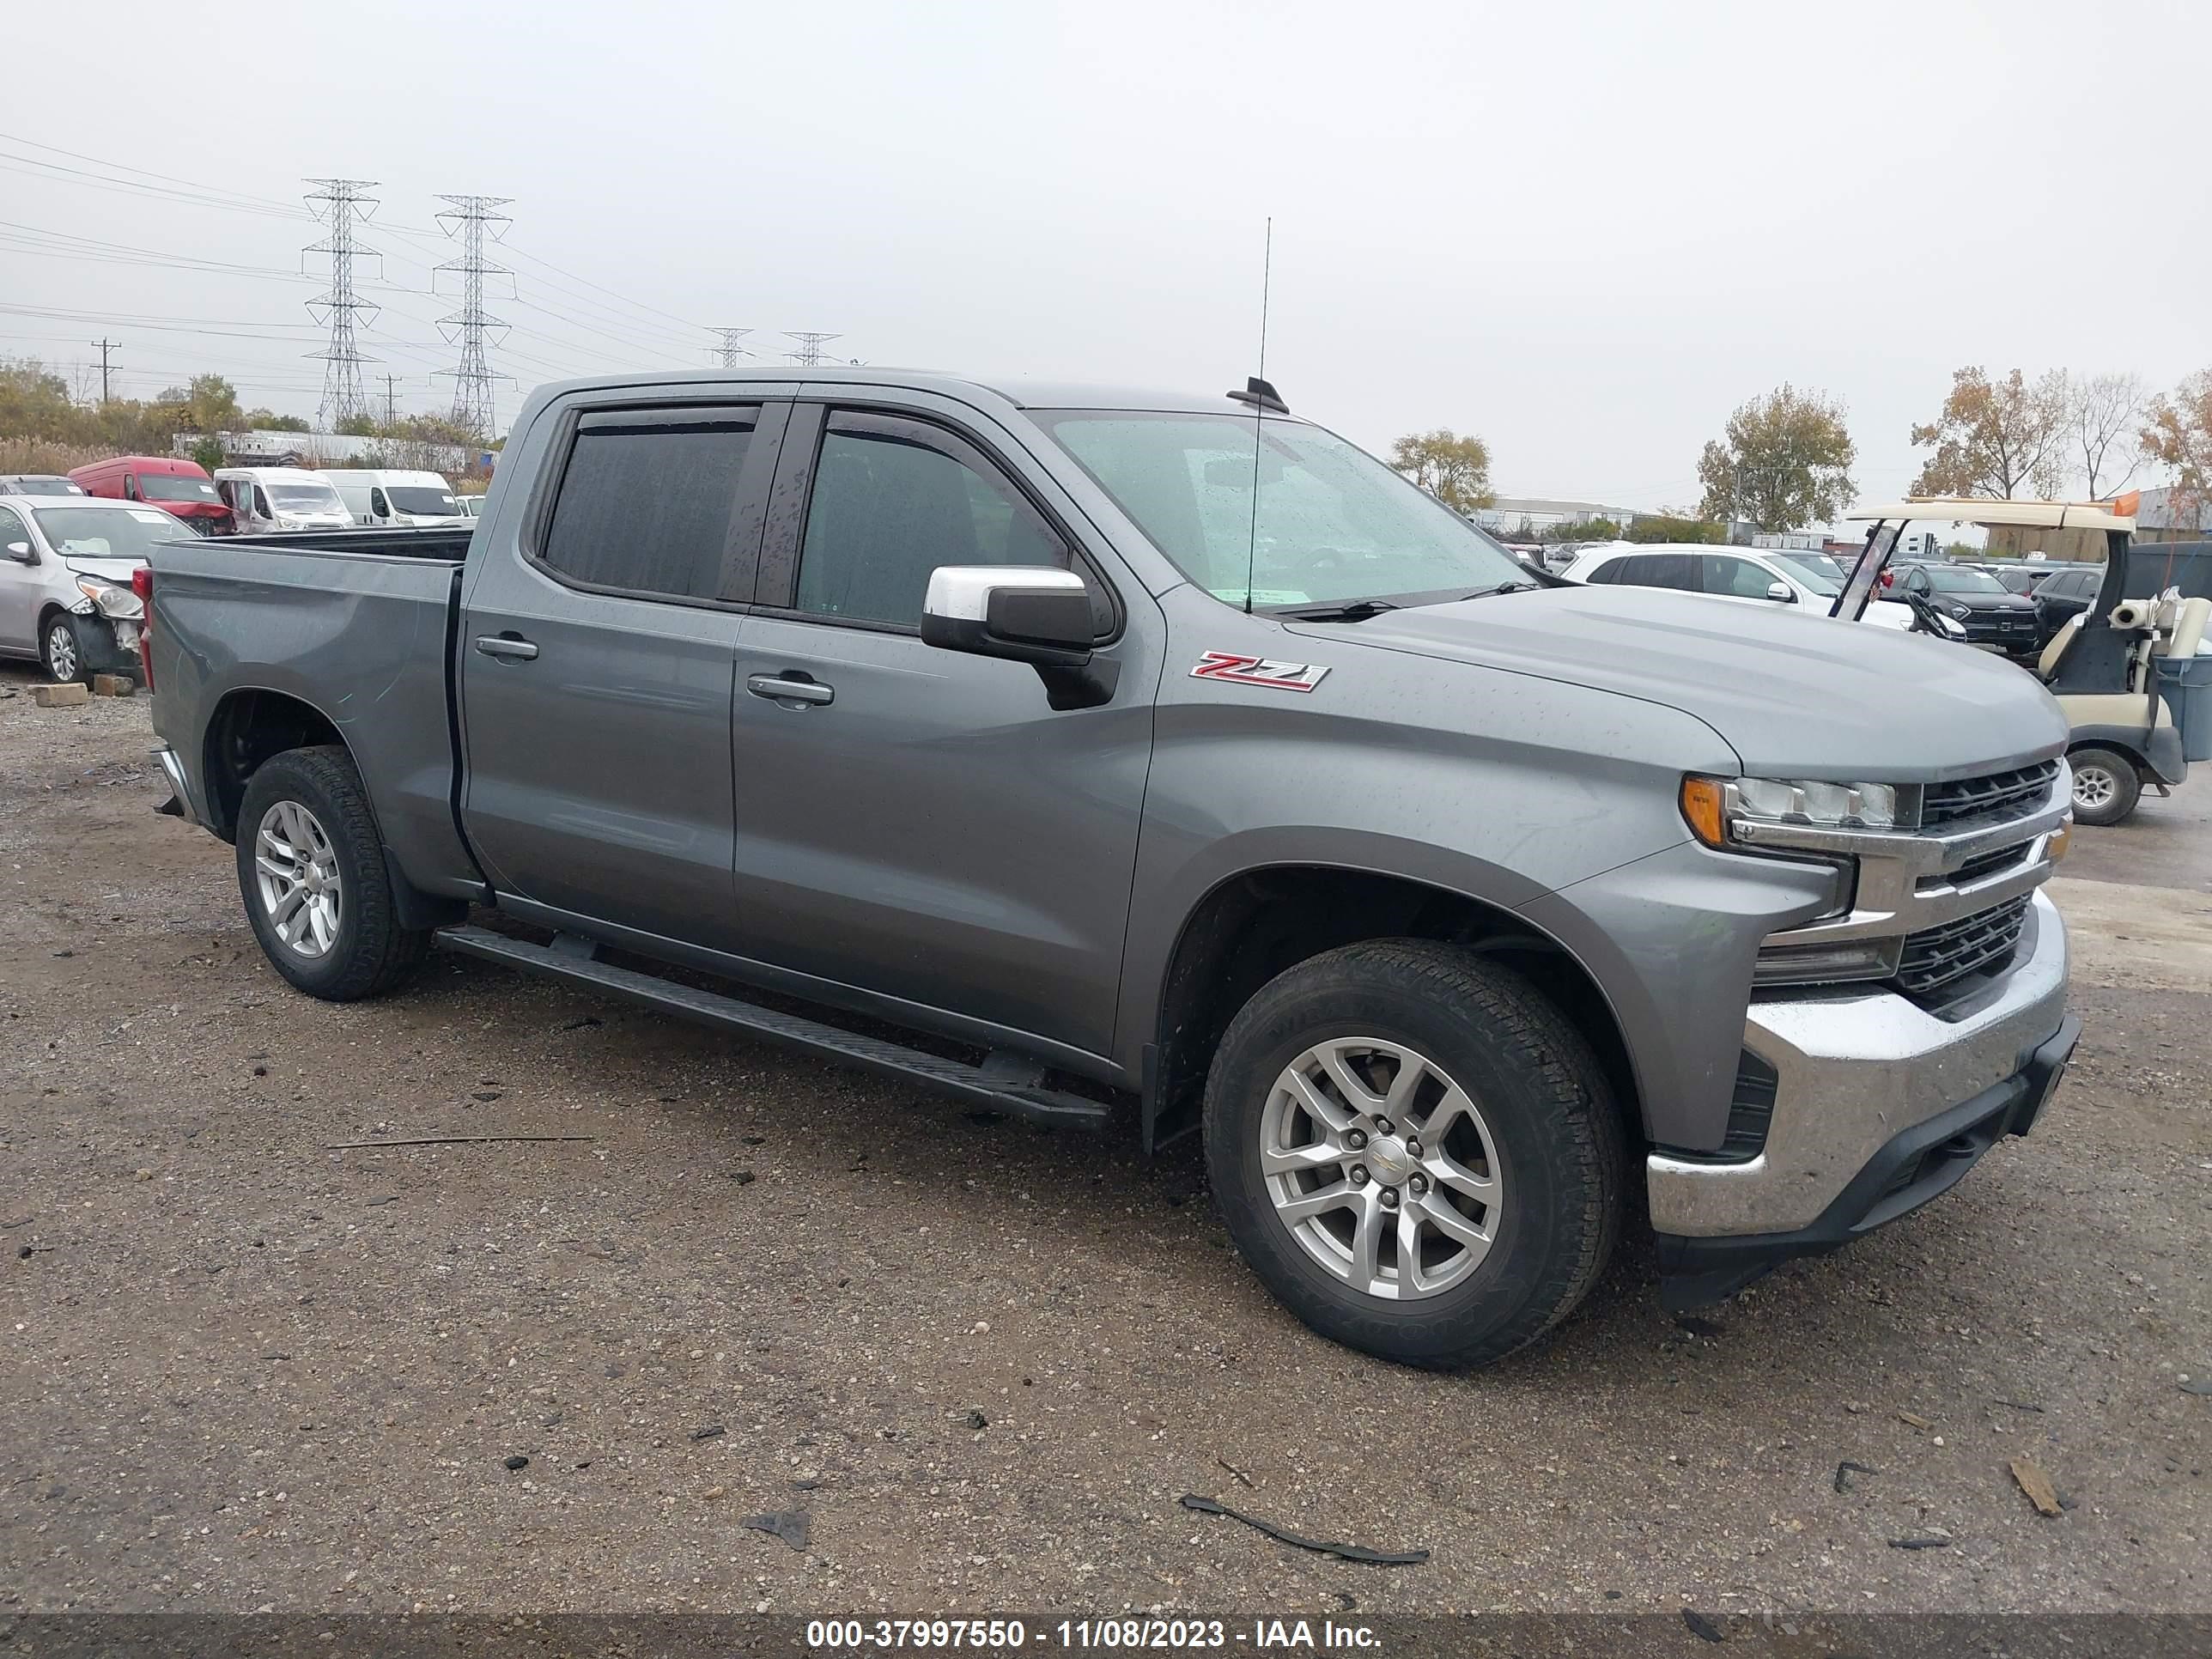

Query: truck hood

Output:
[1290, 586, 2067, 781]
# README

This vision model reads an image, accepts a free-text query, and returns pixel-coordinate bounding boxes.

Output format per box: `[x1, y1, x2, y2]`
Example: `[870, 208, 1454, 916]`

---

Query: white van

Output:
[317, 468, 466, 527]
[213, 467, 354, 535]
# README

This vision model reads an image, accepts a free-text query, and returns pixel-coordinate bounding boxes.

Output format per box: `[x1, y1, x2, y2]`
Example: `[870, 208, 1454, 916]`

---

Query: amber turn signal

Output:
[1680, 775, 1728, 848]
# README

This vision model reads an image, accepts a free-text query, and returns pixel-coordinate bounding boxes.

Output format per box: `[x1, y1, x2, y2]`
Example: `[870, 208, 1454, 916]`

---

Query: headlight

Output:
[1680, 775, 1898, 847]
[75, 577, 144, 620]
[1946, 601, 1972, 619]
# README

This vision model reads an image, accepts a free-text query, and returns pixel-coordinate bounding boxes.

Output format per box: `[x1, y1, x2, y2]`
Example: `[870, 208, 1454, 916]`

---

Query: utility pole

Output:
[381, 374, 400, 427]
[90, 338, 119, 404]
[709, 327, 752, 368]
[434, 193, 514, 441]
[302, 179, 380, 431]
[785, 331, 842, 368]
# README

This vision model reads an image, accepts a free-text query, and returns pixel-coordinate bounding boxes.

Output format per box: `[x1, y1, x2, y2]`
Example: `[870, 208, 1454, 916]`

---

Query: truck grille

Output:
[1919, 761, 2060, 830]
[1893, 896, 2033, 995]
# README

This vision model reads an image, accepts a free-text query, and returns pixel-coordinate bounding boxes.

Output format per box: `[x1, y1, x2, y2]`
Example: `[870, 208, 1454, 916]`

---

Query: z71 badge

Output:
[1189, 651, 1332, 692]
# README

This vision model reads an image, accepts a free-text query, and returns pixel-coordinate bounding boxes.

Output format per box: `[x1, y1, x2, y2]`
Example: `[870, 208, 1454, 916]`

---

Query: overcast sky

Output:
[6, 0, 2208, 521]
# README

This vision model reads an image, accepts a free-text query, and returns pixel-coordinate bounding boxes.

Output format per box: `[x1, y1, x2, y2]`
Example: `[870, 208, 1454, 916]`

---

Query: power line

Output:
[785, 331, 842, 368]
[711, 327, 753, 368]
[434, 193, 513, 438]
[302, 179, 380, 429]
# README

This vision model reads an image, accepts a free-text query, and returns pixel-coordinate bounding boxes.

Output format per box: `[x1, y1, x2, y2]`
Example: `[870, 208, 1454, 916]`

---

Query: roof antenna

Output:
[1241, 217, 1273, 616]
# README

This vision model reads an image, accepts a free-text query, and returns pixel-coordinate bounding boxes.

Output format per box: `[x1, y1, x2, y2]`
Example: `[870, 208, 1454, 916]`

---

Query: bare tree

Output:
[2066, 371, 2145, 499]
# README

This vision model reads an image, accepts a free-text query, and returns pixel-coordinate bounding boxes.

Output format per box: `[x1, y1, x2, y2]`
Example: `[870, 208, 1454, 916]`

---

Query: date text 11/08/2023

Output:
[805, 1618, 1384, 1650]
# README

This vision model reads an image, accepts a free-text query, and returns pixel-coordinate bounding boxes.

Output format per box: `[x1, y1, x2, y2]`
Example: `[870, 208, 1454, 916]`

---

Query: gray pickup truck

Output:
[144, 369, 2079, 1368]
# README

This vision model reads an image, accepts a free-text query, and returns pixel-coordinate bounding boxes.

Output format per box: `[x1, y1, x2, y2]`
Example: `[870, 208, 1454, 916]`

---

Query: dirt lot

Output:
[2, 665, 2205, 1620]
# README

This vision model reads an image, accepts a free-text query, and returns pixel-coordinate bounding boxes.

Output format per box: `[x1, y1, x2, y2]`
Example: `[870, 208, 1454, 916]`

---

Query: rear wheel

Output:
[235, 746, 431, 1000]
[1202, 939, 1626, 1370]
[2069, 746, 2141, 827]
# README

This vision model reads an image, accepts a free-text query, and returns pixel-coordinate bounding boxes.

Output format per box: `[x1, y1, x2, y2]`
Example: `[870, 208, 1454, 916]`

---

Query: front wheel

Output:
[235, 746, 431, 1000]
[2069, 746, 2142, 827]
[1202, 939, 1626, 1370]
[41, 614, 98, 684]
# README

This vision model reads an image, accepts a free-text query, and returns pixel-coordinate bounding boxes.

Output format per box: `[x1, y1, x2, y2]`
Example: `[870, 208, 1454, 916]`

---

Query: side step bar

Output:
[434, 924, 1112, 1131]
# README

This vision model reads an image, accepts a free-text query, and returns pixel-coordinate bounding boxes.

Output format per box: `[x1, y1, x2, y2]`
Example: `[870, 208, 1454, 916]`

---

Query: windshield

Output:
[1768, 554, 1844, 597]
[8, 477, 83, 495]
[33, 505, 175, 561]
[1031, 410, 1528, 608]
[387, 485, 459, 515]
[267, 481, 345, 513]
[1922, 564, 2007, 594]
[138, 474, 220, 503]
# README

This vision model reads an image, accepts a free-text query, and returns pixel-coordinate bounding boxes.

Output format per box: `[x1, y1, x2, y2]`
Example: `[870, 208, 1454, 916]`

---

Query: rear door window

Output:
[1620, 553, 1697, 589]
[538, 409, 759, 600]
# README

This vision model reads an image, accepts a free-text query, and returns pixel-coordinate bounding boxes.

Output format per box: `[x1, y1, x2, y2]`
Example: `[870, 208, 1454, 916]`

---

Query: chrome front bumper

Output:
[1648, 888, 2070, 1237]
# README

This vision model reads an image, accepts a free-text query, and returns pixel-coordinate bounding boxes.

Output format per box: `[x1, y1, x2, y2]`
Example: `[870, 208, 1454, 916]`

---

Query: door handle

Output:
[474, 634, 538, 661]
[746, 672, 834, 707]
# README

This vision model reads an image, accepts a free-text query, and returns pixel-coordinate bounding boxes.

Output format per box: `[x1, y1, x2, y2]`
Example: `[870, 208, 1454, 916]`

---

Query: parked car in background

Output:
[2030, 564, 2108, 646]
[213, 468, 354, 535]
[0, 495, 167, 682]
[1986, 564, 2049, 596]
[143, 367, 2078, 1370]
[0, 474, 88, 496]
[318, 468, 469, 527]
[1560, 543, 1920, 629]
[69, 455, 231, 535]
[455, 494, 486, 519]
[1886, 560, 2041, 656]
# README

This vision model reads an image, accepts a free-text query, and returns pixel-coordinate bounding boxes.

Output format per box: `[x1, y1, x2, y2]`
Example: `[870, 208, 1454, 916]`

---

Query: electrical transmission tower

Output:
[709, 328, 753, 368]
[785, 331, 842, 368]
[302, 179, 380, 431]
[434, 193, 514, 439]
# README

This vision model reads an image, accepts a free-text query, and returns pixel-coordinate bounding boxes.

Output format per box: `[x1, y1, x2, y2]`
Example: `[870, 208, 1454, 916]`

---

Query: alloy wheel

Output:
[45, 622, 78, 682]
[253, 799, 343, 959]
[1258, 1036, 1505, 1300]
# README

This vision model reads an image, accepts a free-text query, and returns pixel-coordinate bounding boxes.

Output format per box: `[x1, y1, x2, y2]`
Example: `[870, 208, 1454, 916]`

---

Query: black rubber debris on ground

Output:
[1177, 1494, 1428, 1566]
[503, 1455, 528, 1471]
[1834, 1460, 1876, 1494]
[1681, 1609, 1724, 1643]
[1889, 1535, 1949, 1550]
[744, 1510, 810, 1552]
[691, 1425, 725, 1441]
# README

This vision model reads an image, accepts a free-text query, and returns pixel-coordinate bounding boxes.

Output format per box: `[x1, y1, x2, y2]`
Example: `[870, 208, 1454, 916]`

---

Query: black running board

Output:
[434, 924, 1112, 1131]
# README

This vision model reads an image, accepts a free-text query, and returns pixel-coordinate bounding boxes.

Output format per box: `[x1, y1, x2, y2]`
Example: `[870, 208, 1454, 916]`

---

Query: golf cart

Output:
[1835, 498, 2211, 826]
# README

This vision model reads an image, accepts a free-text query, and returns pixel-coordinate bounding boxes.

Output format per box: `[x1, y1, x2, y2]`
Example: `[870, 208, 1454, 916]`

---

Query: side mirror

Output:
[5, 540, 32, 561]
[920, 565, 1116, 710]
[1765, 580, 1796, 603]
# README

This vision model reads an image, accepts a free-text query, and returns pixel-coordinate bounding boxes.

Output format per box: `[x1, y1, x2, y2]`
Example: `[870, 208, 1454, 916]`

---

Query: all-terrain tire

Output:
[1202, 939, 1627, 1370]
[235, 745, 431, 1000]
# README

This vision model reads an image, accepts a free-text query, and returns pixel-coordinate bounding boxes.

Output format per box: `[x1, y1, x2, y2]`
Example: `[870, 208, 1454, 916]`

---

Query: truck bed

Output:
[148, 532, 475, 898]
[197, 526, 474, 562]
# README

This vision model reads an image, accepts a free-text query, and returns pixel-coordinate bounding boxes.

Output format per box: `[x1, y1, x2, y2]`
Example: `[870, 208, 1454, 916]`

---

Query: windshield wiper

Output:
[1459, 580, 1535, 599]
[1285, 599, 1404, 623]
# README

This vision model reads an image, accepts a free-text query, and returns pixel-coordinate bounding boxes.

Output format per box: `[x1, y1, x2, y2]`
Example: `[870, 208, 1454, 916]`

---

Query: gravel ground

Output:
[2, 665, 2205, 1620]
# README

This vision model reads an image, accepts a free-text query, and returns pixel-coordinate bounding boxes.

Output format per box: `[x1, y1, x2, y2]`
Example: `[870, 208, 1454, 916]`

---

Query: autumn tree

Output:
[2065, 371, 2144, 499]
[1908, 367, 2069, 499]
[2142, 369, 2212, 521]
[1389, 428, 1494, 514]
[1694, 385, 1856, 532]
